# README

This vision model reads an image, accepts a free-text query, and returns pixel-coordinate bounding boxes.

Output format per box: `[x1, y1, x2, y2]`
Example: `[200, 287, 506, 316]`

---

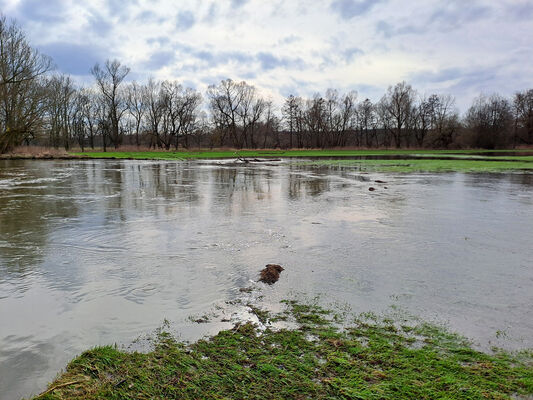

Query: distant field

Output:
[72, 149, 533, 172]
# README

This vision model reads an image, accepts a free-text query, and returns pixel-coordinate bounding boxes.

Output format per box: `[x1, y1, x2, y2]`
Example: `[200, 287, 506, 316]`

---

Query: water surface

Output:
[1, 159, 532, 399]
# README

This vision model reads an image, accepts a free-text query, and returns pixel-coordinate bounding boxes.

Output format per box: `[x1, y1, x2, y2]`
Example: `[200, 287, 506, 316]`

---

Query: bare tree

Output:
[178, 88, 202, 149]
[379, 82, 416, 148]
[303, 94, 326, 148]
[513, 89, 533, 145]
[0, 15, 52, 152]
[207, 79, 242, 148]
[357, 99, 377, 147]
[45, 74, 76, 150]
[430, 94, 459, 148]
[208, 79, 267, 148]
[90, 59, 130, 149]
[144, 78, 164, 148]
[464, 94, 513, 148]
[336, 91, 357, 147]
[126, 81, 146, 147]
[282, 95, 298, 148]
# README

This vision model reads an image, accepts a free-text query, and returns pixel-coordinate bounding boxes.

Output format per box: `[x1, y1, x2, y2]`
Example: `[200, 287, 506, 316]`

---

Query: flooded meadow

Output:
[1, 159, 532, 399]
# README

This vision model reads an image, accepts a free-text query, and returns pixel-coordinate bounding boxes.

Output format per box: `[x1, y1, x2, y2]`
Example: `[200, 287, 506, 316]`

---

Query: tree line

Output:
[1, 16, 532, 154]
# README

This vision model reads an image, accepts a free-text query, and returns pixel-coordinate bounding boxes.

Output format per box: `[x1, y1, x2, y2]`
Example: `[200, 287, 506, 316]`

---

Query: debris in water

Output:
[369, 187, 376, 191]
[259, 264, 284, 285]
[375, 180, 387, 184]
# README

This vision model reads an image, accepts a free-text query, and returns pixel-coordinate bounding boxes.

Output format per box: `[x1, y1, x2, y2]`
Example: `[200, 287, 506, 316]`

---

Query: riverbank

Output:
[32, 300, 533, 400]
[71, 148, 533, 160]
[2, 148, 533, 172]
[72, 148, 533, 173]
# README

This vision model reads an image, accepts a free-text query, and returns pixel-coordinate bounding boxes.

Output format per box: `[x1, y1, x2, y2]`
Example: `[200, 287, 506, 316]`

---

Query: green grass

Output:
[33, 300, 533, 400]
[71, 149, 533, 172]
[72, 149, 532, 160]
[301, 158, 533, 173]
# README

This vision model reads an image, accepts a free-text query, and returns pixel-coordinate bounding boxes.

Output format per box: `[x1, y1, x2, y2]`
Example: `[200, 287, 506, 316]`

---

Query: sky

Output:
[1, 0, 532, 111]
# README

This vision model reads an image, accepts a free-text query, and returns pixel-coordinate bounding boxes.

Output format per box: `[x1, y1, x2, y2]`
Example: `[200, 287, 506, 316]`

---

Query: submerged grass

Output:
[301, 158, 533, 173]
[33, 300, 533, 400]
[71, 149, 533, 172]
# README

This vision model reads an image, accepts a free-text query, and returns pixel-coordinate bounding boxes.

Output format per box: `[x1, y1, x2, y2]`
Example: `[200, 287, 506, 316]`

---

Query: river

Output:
[1, 159, 532, 399]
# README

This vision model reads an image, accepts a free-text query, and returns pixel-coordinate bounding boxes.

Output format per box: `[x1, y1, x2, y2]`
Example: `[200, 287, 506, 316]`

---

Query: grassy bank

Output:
[33, 301, 533, 400]
[301, 158, 533, 173]
[68, 149, 533, 173]
[72, 148, 532, 160]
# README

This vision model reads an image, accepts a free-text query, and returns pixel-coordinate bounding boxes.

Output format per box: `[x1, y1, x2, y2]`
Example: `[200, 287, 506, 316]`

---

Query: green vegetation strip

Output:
[302, 158, 533, 173]
[33, 301, 533, 399]
[71, 149, 533, 172]
[72, 149, 533, 160]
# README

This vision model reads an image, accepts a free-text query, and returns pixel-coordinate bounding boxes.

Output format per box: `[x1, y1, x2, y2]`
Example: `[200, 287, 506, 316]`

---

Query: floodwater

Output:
[1, 159, 532, 400]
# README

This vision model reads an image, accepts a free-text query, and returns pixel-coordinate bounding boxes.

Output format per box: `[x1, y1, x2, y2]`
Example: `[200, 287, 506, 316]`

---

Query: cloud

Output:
[176, 10, 195, 31]
[146, 36, 171, 46]
[135, 10, 162, 23]
[342, 47, 363, 63]
[230, 0, 249, 9]
[3, 0, 531, 110]
[87, 13, 114, 37]
[277, 35, 301, 46]
[15, 0, 66, 23]
[38, 42, 105, 75]
[330, 0, 384, 19]
[203, 3, 218, 22]
[375, 20, 426, 38]
[256, 52, 304, 71]
[505, 1, 533, 21]
[410, 68, 464, 85]
[142, 50, 175, 70]
[428, 3, 492, 30]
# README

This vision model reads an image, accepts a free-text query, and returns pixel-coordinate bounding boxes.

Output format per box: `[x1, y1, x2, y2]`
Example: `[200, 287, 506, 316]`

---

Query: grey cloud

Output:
[203, 3, 218, 22]
[168, 43, 254, 69]
[278, 35, 301, 45]
[376, 2, 491, 38]
[241, 70, 257, 80]
[330, 0, 384, 19]
[375, 20, 426, 38]
[257, 52, 287, 70]
[410, 68, 463, 84]
[169, 42, 305, 72]
[231, 0, 249, 9]
[280, 79, 314, 97]
[106, 0, 139, 20]
[505, 1, 533, 20]
[135, 10, 165, 23]
[257, 52, 306, 71]
[195, 49, 253, 65]
[449, 68, 498, 93]
[143, 50, 175, 70]
[343, 47, 363, 62]
[429, 3, 492, 30]
[147, 36, 171, 46]
[38, 42, 105, 75]
[15, 0, 66, 23]
[410, 66, 499, 98]
[176, 11, 196, 31]
[87, 12, 114, 37]
[375, 21, 393, 38]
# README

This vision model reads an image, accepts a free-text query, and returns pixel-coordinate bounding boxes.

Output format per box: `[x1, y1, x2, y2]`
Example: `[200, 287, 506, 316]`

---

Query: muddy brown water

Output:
[1, 159, 533, 399]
